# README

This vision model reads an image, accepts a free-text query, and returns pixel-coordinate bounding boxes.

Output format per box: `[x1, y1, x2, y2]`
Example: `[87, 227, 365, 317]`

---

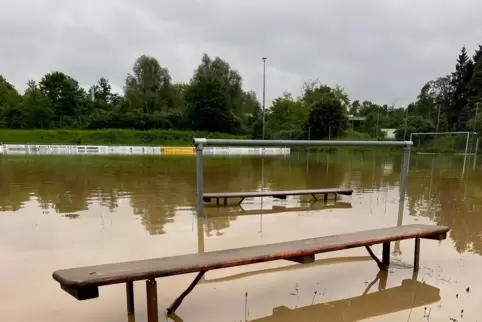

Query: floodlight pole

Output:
[262, 57, 267, 140]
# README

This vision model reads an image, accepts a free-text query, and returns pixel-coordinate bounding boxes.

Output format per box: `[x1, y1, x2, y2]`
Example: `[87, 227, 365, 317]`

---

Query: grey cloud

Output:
[1, 0, 481, 107]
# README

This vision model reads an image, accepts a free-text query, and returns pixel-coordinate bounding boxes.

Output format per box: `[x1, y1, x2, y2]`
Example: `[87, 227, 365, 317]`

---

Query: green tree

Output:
[302, 81, 350, 110]
[358, 101, 387, 137]
[21, 80, 52, 128]
[90, 77, 120, 105]
[386, 106, 406, 128]
[428, 76, 453, 131]
[124, 55, 173, 114]
[171, 83, 189, 112]
[301, 84, 348, 139]
[3, 106, 28, 128]
[306, 97, 346, 139]
[349, 100, 360, 116]
[266, 92, 307, 138]
[395, 115, 435, 141]
[451, 46, 474, 130]
[0, 76, 22, 127]
[240, 90, 261, 132]
[414, 83, 436, 119]
[302, 83, 348, 139]
[0, 76, 22, 108]
[185, 54, 244, 133]
[469, 45, 482, 108]
[39, 72, 85, 128]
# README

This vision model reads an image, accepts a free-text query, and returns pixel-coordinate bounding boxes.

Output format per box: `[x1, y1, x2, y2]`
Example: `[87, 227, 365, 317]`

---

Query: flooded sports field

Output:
[0, 151, 481, 321]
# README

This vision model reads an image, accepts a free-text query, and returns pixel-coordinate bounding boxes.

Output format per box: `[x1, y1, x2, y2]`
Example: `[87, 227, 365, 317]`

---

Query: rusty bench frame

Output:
[52, 224, 449, 322]
[203, 188, 354, 206]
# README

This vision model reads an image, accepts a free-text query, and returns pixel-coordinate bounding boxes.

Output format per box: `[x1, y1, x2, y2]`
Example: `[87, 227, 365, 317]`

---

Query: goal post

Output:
[409, 131, 478, 155]
[410, 131, 479, 173]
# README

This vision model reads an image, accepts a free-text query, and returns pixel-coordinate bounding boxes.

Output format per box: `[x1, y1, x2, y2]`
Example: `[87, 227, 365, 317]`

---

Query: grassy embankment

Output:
[0, 129, 248, 146]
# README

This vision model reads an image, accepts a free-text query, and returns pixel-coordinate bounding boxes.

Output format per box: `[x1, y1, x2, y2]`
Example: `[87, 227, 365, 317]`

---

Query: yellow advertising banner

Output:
[161, 146, 195, 155]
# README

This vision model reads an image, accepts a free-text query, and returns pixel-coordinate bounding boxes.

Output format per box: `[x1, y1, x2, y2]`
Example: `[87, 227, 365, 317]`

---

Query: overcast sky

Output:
[0, 0, 481, 106]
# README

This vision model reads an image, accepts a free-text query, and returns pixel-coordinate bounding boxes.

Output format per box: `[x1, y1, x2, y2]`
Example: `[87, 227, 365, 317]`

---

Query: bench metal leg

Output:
[334, 193, 337, 202]
[146, 279, 158, 322]
[237, 197, 245, 205]
[414, 238, 420, 272]
[216, 198, 219, 206]
[311, 194, 318, 201]
[324, 194, 328, 202]
[224, 198, 227, 206]
[382, 242, 390, 268]
[126, 281, 134, 314]
[167, 271, 206, 315]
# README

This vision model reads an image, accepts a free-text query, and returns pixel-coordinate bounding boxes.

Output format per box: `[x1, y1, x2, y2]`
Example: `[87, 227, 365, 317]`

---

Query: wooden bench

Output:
[52, 224, 449, 322]
[203, 188, 354, 205]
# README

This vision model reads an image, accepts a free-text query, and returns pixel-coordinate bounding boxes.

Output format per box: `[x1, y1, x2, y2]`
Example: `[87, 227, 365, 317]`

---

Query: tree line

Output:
[0, 44, 481, 141]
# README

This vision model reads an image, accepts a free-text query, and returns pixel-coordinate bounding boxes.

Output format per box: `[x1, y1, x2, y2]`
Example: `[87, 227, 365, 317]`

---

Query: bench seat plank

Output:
[53, 224, 448, 289]
[203, 188, 353, 200]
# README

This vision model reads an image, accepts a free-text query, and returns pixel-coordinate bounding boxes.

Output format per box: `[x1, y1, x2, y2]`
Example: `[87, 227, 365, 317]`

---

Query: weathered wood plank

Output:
[53, 224, 448, 289]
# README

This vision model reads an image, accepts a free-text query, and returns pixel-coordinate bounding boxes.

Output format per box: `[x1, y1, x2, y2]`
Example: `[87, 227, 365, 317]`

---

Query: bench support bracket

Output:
[422, 232, 447, 241]
[365, 245, 390, 270]
[167, 271, 206, 315]
[60, 284, 99, 300]
[286, 254, 315, 264]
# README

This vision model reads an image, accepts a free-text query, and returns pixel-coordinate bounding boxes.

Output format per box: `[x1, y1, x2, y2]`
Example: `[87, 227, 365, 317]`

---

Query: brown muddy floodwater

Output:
[0, 151, 481, 322]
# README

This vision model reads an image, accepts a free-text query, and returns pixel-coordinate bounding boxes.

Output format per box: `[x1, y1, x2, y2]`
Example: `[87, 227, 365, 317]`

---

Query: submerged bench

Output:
[52, 224, 449, 322]
[203, 188, 353, 205]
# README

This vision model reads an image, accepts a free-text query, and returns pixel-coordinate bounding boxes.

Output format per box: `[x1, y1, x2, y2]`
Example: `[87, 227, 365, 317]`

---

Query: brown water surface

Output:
[0, 152, 481, 321]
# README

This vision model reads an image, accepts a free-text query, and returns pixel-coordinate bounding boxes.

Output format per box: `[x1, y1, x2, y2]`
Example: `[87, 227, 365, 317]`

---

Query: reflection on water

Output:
[0, 152, 481, 321]
[200, 256, 373, 284]
[204, 201, 352, 217]
[252, 271, 440, 322]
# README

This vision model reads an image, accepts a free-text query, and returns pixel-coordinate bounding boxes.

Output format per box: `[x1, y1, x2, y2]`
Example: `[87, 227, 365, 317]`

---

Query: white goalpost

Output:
[410, 131, 479, 171]
[410, 131, 477, 153]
